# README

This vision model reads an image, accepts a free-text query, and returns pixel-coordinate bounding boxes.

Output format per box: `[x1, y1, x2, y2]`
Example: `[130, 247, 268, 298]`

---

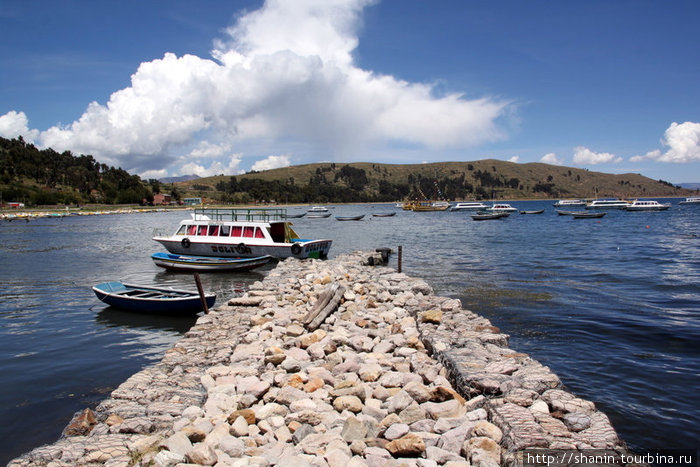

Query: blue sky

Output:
[1, 0, 699, 184]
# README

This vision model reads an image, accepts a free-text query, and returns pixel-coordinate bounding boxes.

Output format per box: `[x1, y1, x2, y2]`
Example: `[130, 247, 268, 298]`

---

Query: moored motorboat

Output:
[307, 206, 329, 213]
[586, 199, 630, 209]
[306, 212, 332, 218]
[281, 212, 306, 218]
[572, 211, 607, 219]
[556, 210, 581, 216]
[335, 215, 365, 221]
[624, 200, 671, 211]
[520, 209, 545, 214]
[450, 202, 489, 211]
[679, 197, 700, 205]
[152, 208, 332, 259]
[372, 212, 396, 217]
[471, 211, 509, 220]
[553, 199, 586, 207]
[151, 253, 273, 272]
[485, 203, 518, 213]
[92, 281, 215, 314]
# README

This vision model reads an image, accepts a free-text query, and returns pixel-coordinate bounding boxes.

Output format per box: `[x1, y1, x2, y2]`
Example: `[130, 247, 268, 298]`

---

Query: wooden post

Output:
[398, 245, 402, 273]
[193, 272, 210, 314]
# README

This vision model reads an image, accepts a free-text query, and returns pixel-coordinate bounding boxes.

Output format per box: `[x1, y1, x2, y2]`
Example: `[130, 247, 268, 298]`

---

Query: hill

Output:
[173, 160, 693, 203]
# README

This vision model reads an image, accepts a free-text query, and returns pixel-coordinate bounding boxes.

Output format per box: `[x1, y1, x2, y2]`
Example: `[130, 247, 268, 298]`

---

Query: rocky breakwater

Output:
[10, 250, 627, 466]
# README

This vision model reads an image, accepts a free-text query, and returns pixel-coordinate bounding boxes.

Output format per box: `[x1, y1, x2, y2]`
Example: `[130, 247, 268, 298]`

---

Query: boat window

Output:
[232, 226, 242, 237]
[197, 225, 208, 236]
[176, 225, 187, 235]
[220, 225, 230, 236]
[187, 225, 197, 235]
[254, 227, 265, 238]
[208, 225, 219, 236]
[243, 226, 255, 238]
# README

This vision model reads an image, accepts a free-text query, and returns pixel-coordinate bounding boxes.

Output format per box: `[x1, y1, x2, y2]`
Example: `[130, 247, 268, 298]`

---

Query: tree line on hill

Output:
[0, 136, 155, 206]
[213, 164, 530, 203]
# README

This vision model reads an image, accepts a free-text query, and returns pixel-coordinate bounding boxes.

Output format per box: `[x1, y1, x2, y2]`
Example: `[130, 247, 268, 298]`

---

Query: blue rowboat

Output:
[92, 281, 215, 314]
[151, 252, 273, 272]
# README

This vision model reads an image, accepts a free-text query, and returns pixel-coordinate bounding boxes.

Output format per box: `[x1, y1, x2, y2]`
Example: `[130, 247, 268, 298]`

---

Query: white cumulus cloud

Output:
[2, 0, 511, 176]
[508, 155, 519, 163]
[573, 146, 622, 165]
[540, 152, 563, 165]
[251, 154, 291, 171]
[0, 111, 39, 142]
[631, 121, 700, 163]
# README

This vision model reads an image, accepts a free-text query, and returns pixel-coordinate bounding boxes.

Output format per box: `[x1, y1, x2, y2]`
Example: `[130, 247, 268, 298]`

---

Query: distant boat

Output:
[556, 210, 581, 216]
[372, 212, 396, 217]
[92, 281, 216, 315]
[471, 212, 509, 221]
[307, 206, 329, 213]
[679, 197, 700, 205]
[409, 201, 450, 211]
[572, 211, 607, 219]
[281, 212, 306, 218]
[486, 203, 518, 213]
[553, 199, 586, 207]
[307, 212, 332, 218]
[335, 215, 365, 221]
[151, 253, 273, 272]
[520, 209, 545, 214]
[586, 199, 630, 209]
[624, 200, 671, 211]
[451, 202, 489, 211]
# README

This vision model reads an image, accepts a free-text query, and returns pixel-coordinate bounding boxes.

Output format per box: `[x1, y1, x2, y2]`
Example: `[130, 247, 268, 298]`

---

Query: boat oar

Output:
[193, 272, 210, 314]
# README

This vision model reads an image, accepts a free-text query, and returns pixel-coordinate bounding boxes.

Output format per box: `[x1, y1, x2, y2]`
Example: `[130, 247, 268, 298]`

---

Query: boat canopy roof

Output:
[192, 208, 287, 222]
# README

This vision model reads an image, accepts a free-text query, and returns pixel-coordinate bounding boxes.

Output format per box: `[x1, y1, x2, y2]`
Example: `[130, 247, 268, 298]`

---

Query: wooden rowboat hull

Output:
[92, 281, 215, 314]
[151, 253, 273, 272]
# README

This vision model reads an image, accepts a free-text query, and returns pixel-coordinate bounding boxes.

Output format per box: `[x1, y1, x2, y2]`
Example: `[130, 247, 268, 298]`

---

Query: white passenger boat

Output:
[308, 206, 329, 213]
[152, 208, 332, 259]
[679, 197, 700, 205]
[625, 200, 671, 211]
[451, 202, 489, 211]
[586, 199, 631, 209]
[485, 203, 518, 213]
[553, 199, 586, 207]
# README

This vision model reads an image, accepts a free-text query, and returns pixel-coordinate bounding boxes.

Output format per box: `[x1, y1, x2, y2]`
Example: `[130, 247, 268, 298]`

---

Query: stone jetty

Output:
[10, 250, 628, 466]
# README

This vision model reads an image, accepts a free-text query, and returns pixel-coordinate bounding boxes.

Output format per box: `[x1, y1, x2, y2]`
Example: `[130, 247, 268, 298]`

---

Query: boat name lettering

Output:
[212, 245, 253, 254]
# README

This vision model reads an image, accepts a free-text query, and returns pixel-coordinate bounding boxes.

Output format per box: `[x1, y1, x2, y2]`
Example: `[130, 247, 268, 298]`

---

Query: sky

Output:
[1, 0, 699, 184]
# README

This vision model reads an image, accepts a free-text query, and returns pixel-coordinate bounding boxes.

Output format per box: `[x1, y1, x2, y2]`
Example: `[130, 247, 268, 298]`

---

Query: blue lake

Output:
[0, 200, 698, 462]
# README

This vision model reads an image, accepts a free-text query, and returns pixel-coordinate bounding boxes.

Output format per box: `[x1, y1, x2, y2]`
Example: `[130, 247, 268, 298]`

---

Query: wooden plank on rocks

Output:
[303, 283, 345, 331]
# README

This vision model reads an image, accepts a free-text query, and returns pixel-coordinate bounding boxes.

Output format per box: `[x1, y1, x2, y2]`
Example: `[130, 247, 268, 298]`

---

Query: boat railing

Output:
[194, 208, 287, 222]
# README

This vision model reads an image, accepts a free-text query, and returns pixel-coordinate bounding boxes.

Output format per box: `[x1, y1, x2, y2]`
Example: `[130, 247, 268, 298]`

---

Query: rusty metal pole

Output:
[397, 245, 402, 273]
[193, 272, 209, 314]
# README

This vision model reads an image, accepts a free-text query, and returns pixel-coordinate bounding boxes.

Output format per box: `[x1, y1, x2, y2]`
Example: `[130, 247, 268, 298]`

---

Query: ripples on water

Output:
[0, 202, 698, 462]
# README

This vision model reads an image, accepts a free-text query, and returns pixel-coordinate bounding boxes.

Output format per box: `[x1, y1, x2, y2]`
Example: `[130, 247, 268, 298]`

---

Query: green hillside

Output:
[175, 160, 693, 204]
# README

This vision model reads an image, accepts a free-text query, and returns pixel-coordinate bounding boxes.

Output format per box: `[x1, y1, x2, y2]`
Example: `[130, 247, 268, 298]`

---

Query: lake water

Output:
[1, 201, 698, 462]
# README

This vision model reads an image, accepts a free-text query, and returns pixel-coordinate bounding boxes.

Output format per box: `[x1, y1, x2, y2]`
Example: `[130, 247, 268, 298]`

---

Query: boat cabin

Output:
[172, 208, 299, 244]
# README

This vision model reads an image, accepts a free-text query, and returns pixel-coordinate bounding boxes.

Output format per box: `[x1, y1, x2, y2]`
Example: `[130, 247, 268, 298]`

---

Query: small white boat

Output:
[451, 202, 489, 211]
[307, 212, 332, 218]
[625, 200, 671, 211]
[586, 199, 630, 209]
[679, 197, 700, 205]
[486, 203, 518, 213]
[553, 199, 586, 207]
[308, 206, 329, 213]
